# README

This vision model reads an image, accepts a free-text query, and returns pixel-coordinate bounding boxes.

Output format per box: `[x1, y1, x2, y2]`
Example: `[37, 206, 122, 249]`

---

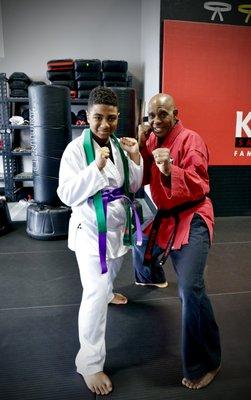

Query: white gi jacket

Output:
[57, 131, 143, 259]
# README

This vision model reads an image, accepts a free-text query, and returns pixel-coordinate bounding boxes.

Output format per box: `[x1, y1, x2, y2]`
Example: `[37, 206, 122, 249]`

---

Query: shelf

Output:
[0, 97, 29, 103]
[10, 124, 30, 130]
[71, 98, 88, 105]
[4, 97, 89, 104]
[2, 124, 86, 130]
[14, 172, 33, 181]
[0, 97, 88, 105]
[2, 124, 30, 130]
[12, 149, 31, 156]
[71, 124, 88, 129]
[0, 76, 89, 200]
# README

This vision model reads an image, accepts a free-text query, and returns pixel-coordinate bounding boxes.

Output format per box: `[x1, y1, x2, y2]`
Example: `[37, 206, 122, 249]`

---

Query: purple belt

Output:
[98, 187, 142, 273]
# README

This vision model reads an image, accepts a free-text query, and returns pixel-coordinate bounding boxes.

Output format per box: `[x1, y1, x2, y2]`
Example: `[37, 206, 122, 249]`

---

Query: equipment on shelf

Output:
[8, 72, 32, 97]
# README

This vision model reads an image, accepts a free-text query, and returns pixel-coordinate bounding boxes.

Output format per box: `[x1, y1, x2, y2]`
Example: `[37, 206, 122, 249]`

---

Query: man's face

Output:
[148, 102, 177, 138]
[87, 104, 119, 141]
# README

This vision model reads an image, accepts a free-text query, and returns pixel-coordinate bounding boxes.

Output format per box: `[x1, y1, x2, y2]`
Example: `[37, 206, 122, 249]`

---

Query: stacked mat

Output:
[102, 60, 129, 88]
[8, 72, 31, 97]
[74, 59, 102, 99]
[47, 59, 76, 98]
[71, 109, 88, 126]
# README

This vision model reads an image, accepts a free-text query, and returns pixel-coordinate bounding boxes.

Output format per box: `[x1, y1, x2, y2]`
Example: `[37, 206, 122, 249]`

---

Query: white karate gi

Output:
[57, 130, 143, 376]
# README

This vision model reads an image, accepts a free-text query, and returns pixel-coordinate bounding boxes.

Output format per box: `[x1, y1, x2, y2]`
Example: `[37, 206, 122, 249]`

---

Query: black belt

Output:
[143, 197, 206, 267]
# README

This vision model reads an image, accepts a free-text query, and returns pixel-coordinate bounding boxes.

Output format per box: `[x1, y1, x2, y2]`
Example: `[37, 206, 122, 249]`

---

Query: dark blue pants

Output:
[132, 214, 221, 379]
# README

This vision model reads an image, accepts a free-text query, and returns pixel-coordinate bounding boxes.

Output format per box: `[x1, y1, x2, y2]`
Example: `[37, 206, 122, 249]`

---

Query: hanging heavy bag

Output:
[28, 85, 72, 206]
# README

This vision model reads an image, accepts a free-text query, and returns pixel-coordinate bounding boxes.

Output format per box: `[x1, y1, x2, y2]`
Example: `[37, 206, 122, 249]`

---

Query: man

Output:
[57, 87, 143, 395]
[133, 93, 221, 389]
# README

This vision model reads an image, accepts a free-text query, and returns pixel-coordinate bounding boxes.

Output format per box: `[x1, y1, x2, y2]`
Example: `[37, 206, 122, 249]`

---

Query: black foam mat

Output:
[0, 306, 94, 400]
[104, 294, 251, 399]
[212, 216, 251, 243]
[0, 250, 81, 309]
[1, 222, 67, 253]
[1, 295, 250, 399]
[0, 218, 250, 399]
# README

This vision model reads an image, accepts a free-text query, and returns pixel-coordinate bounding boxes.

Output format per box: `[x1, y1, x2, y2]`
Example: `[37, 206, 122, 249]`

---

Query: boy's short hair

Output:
[88, 86, 118, 110]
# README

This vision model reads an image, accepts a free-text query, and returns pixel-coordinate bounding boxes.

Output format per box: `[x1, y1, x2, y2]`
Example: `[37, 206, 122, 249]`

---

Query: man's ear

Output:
[86, 111, 90, 123]
[173, 108, 178, 118]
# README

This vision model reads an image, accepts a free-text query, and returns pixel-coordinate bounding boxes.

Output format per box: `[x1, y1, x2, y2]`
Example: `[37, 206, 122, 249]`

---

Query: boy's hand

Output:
[95, 147, 110, 170]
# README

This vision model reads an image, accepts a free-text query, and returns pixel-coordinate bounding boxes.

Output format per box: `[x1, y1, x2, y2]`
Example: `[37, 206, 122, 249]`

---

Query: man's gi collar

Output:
[156, 120, 183, 148]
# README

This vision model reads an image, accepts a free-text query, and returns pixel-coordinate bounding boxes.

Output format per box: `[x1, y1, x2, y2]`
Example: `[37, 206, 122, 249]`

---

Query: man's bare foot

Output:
[84, 371, 113, 395]
[110, 293, 128, 305]
[182, 366, 220, 389]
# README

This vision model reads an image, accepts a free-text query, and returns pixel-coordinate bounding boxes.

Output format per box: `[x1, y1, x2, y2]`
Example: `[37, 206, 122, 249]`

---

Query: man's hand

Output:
[120, 137, 139, 154]
[137, 123, 151, 148]
[120, 137, 140, 165]
[152, 148, 172, 176]
[95, 147, 110, 170]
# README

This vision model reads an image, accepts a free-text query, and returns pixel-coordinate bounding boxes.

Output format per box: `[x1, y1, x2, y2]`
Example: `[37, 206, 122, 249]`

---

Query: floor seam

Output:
[1, 290, 251, 311]
[1, 241, 251, 256]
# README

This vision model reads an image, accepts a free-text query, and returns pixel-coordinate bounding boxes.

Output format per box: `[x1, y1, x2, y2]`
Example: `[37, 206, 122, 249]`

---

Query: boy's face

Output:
[87, 104, 119, 141]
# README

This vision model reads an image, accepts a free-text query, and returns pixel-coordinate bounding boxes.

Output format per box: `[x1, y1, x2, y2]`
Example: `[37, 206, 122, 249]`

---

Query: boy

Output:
[57, 86, 143, 395]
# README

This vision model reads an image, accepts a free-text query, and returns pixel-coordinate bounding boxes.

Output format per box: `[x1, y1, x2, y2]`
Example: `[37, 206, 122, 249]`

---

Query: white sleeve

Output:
[128, 154, 144, 193]
[57, 141, 109, 207]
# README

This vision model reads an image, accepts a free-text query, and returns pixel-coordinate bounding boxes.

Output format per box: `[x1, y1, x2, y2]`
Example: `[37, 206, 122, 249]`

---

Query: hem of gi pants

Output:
[183, 359, 221, 380]
[76, 364, 104, 377]
[108, 292, 115, 303]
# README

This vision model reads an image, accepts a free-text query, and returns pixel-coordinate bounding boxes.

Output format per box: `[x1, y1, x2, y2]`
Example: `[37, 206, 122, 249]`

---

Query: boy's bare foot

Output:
[84, 371, 113, 395]
[182, 366, 220, 389]
[110, 293, 128, 304]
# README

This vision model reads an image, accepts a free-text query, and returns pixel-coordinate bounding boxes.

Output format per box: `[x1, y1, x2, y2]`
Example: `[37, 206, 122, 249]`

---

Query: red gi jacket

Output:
[141, 121, 214, 250]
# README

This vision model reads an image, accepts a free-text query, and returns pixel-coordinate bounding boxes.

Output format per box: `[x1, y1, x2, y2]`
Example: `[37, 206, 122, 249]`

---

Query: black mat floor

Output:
[0, 217, 251, 399]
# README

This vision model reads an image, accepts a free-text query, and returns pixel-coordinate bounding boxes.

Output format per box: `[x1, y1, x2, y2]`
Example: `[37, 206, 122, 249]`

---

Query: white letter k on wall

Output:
[235, 112, 251, 138]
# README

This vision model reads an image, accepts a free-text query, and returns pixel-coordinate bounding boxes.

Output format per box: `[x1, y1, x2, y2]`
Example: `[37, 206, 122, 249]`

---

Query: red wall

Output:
[162, 20, 251, 166]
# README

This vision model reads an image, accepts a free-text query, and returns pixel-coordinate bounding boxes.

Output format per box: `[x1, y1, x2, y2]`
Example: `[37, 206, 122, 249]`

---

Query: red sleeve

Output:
[151, 133, 210, 209]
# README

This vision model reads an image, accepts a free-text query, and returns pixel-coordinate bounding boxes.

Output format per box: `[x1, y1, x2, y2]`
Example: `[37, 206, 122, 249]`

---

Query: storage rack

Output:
[0, 73, 89, 201]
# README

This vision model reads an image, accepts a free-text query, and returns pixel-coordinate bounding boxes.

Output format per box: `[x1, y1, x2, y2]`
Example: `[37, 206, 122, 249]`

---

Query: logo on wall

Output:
[204, 2, 251, 23]
[234, 111, 251, 157]
[204, 2, 232, 21]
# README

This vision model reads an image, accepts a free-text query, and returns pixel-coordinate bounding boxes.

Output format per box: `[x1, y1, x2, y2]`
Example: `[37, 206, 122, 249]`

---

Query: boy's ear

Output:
[86, 111, 90, 123]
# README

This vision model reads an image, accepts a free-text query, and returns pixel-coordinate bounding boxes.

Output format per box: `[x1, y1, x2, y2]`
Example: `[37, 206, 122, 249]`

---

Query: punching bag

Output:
[29, 85, 71, 205]
[0, 197, 12, 236]
[110, 87, 137, 138]
[27, 85, 72, 240]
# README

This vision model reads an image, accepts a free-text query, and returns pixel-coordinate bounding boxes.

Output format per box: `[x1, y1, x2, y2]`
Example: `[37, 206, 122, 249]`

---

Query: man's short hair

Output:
[88, 86, 118, 109]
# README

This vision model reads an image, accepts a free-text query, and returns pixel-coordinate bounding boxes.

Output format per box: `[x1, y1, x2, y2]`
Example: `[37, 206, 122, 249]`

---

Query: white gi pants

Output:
[75, 228, 124, 376]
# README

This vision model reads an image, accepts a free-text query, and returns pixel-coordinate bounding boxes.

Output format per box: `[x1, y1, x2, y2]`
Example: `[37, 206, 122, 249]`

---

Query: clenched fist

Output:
[137, 123, 151, 149]
[120, 137, 140, 165]
[95, 146, 110, 170]
[152, 148, 172, 176]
